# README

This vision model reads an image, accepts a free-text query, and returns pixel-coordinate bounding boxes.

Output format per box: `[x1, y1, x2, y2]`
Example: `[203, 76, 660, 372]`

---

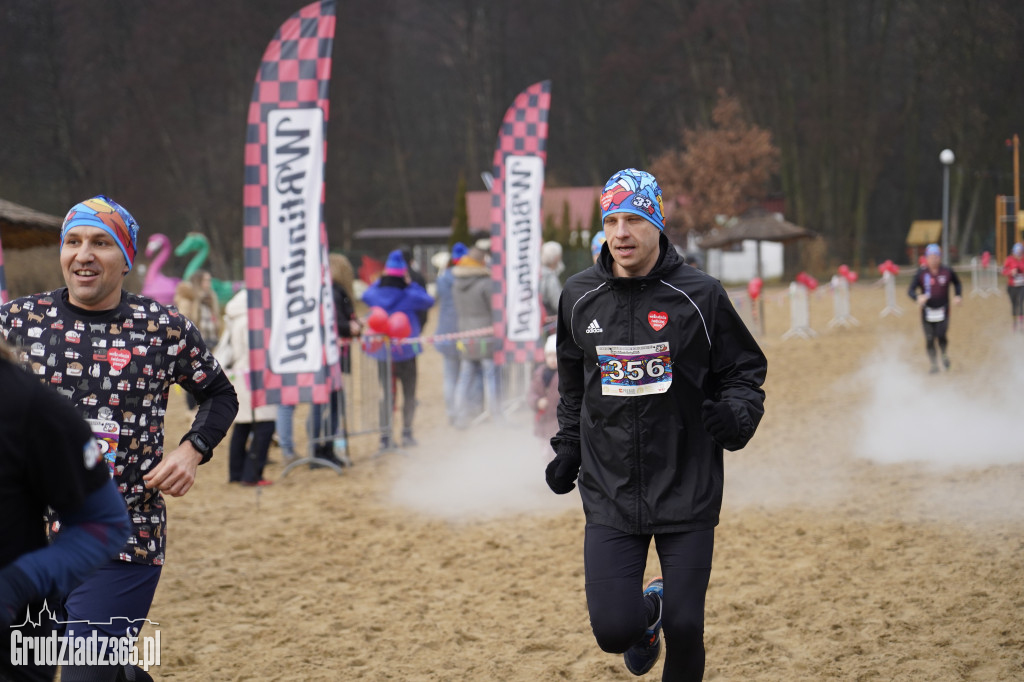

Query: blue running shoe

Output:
[624, 577, 664, 676]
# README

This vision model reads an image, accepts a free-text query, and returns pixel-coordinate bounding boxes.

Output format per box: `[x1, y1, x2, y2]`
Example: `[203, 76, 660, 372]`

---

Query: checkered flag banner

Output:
[243, 0, 341, 407]
[488, 80, 552, 365]
[0, 233, 7, 303]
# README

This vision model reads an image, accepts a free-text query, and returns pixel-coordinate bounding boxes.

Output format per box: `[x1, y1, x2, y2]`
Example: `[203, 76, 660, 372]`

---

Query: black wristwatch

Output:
[183, 432, 213, 465]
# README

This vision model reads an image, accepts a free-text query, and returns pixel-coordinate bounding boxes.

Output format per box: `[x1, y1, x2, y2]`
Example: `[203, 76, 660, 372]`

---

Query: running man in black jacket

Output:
[545, 169, 767, 680]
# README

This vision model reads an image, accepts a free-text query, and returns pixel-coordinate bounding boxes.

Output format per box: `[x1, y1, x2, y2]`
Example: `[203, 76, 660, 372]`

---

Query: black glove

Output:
[545, 442, 582, 495]
[701, 399, 744, 450]
[0, 563, 37, 628]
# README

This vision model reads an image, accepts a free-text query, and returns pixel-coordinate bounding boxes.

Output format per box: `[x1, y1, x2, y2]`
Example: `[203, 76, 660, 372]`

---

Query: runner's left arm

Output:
[176, 319, 239, 460]
[180, 369, 238, 460]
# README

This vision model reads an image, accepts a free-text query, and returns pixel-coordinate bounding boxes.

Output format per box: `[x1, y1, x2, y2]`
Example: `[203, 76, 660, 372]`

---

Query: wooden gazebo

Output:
[0, 198, 62, 249]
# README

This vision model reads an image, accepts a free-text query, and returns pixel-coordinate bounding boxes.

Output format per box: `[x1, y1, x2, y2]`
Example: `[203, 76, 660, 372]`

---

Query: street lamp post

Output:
[940, 149, 955, 265]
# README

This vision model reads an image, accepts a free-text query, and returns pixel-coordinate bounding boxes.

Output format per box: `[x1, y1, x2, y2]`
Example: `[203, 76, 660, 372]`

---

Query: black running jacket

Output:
[551, 236, 767, 534]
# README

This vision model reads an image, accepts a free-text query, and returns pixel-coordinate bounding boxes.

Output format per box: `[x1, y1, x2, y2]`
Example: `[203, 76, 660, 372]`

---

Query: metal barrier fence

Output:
[967, 259, 1000, 298]
[281, 328, 540, 477]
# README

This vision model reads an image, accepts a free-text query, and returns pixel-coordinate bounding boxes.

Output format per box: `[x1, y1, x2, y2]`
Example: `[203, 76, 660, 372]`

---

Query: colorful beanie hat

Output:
[383, 249, 408, 277]
[925, 243, 941, 257]
[590, 231, 606, 257]
[451, 242, 469, 264]
[61, 195, 140, 272]
[600, 169, 665, 231]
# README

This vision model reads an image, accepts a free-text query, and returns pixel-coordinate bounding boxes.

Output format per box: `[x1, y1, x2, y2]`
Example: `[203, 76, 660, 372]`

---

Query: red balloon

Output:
[981, 251, 991, 267]
[838, 264, 850, 276]
[747, 277, 763, 300]
[845, 271, 859, 283]
[805, 275, 819, 291]
[367, 306, 389, 333]
[878, 259, 899, 276]
[387, 311, 412, 339]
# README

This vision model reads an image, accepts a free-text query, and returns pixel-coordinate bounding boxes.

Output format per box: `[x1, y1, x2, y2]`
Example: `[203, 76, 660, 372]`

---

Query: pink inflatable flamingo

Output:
[141, 233, 180, 305]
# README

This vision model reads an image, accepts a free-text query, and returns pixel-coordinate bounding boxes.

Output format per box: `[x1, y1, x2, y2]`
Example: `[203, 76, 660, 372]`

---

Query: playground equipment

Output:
[141, 233, 179, 305]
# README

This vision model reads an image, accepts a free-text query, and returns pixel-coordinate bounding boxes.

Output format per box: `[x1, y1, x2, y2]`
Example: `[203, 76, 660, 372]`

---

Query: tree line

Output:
[2, 0, 1022, 278]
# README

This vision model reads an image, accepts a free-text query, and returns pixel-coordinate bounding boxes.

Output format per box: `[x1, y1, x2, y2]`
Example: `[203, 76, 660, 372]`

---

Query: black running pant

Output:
[584, 523, 714, 682]
[1009, 285, 1024, 317]
[922, 317, 949, 363]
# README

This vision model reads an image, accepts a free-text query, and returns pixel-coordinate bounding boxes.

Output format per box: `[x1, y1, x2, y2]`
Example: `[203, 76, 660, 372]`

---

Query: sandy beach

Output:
[144, 280, 1024, 681]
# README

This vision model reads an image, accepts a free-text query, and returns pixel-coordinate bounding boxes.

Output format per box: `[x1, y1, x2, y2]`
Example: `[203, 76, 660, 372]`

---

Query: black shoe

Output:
[623, 577, 664, 676]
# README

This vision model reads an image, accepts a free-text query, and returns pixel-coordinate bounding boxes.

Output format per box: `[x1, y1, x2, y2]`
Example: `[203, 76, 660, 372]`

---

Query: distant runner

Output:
[1001, 242, 1024, 332]
[907, 243, 962, 373]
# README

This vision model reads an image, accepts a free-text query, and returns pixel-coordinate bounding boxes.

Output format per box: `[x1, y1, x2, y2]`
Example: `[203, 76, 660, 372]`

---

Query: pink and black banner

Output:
[243, 0, 340, 407]
[488, 80, 552, 365]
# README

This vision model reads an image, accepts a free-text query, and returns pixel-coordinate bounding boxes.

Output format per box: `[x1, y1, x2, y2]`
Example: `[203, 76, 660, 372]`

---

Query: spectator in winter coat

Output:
[307, 253, 361, 467]
[362, 250, 434, 448]
[539, 241, 564, 318]
[432, 243, 466, 424]
[215, 289, 277, 486]
[451, 245, 500, 427]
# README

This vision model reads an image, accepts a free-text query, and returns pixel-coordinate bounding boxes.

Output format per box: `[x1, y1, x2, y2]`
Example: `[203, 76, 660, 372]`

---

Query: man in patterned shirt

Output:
[0, 195, 238, 681]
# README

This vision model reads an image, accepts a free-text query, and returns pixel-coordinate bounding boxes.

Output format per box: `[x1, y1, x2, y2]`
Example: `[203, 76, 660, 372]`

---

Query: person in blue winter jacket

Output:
[362, 250, 435, 448]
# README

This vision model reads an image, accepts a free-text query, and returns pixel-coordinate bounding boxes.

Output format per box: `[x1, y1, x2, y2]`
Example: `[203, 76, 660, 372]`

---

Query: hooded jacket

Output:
[451, 257, 496, 361]
[552, 235, 766, 534]
[361, 276, 434, 362]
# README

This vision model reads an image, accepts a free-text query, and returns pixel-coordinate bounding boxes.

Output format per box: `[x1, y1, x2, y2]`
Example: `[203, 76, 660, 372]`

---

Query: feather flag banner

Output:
[488, 80, 552, 365]
[243, 0, 340, 407]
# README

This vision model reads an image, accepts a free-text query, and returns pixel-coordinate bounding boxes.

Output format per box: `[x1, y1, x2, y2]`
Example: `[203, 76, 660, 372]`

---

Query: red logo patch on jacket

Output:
[648, 311, 668, 331]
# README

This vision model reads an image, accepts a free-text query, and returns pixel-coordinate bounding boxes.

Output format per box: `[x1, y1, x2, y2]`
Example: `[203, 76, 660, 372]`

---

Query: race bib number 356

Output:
[597, 343, 672, 396]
